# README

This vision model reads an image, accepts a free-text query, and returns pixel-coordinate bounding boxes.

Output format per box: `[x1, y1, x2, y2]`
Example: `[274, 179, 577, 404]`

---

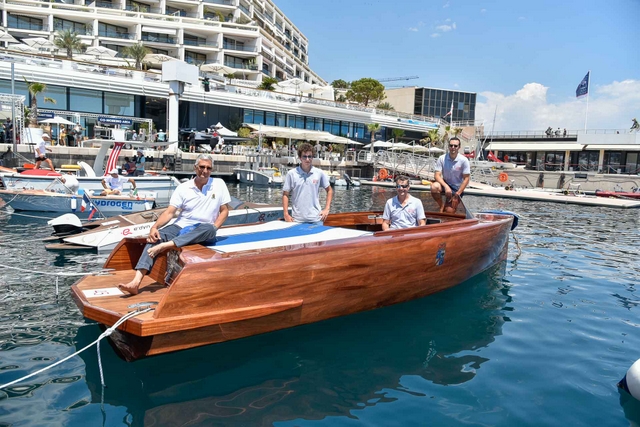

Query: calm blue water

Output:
[0, 185, 639, 426]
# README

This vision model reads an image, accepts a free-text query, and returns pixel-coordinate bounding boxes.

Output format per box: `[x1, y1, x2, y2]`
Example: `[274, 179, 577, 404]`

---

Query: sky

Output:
[274, 0, 640, 131]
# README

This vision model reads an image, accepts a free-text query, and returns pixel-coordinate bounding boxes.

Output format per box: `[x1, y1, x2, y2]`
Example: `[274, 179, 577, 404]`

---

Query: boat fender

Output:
[71, 196, 77, 212]
[619, 359, 640, 401]
[378, 168, 389, 180]
[47, 213, 83, 229]
[479, 210, 519, 230]
[499, 172, 509, 183]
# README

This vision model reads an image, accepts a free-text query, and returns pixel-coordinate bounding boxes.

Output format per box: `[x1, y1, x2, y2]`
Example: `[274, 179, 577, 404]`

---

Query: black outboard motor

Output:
[343, 173, 354, 188]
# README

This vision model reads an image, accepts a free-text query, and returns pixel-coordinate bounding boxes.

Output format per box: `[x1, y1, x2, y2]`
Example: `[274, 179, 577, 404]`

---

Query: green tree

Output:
[367, 122, 381, 154]
[23, 79, 56, 127]
[258, 77, 278, 91]
[376, 101, 394, 111]
[53, 29, 85, 60]
[123, 43, 150, 70]
[331, 79, 350, 89]
[237, 127, 252, 138]
[425, 128, 442, 147]
[346, 78, 386, 107]
[391, 128, 404, 142]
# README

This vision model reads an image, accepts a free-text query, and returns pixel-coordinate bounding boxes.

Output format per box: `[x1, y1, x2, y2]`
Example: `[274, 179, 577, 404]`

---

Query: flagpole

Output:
[584, 70, 590, 132]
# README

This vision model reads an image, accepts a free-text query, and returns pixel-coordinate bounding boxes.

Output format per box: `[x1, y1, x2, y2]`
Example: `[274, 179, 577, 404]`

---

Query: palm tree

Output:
[367, 123, 381, 154]
[53, 29, 85, 60]
[123, 43, 150, 70]
[258, 77, 278, 91]
[426, 128, 441, 147]
[23, 79, 56, 127]
[391, 128, 404, 143]
[376, 102, 395, 111]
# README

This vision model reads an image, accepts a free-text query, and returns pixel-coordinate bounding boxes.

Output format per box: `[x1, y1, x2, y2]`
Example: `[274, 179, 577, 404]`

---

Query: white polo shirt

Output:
[104, 175, 129, 191]
[171, 177, 231, 228]
[382, 195, 426, 229]
[283, 166, 330, 223]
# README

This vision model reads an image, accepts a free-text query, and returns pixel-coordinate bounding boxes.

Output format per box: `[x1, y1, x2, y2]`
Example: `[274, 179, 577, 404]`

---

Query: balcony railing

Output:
[141, 34, 176, 44]
[125, 5, 150, 12]
[238, 4, 250, 15]
[184, 39, 218, 48]
[95, 1, 115, 8]
[203, 0, 233, 4]
[275, 23, 283, 31]
[8, 22, 46, 31]
[223, 43, 256, 52]
[99, 31, 135, 39]
[224, 62, 258, 70]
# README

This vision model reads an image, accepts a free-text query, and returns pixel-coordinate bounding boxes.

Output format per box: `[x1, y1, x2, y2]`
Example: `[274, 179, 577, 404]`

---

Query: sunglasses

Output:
[397, 184, 410, 189]
[300, 155, 313, 160]
[449, 145, 459, 148]
[197, 165, 213, 170]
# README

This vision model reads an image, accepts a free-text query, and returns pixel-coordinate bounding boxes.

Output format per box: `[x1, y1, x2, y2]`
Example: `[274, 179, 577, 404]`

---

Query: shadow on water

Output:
[76, 262, 512, 426]
[619, 388, 640, 426]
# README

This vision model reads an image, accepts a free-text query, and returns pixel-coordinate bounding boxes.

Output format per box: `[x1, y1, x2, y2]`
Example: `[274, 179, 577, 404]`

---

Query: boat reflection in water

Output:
[76, 262, 511, 425]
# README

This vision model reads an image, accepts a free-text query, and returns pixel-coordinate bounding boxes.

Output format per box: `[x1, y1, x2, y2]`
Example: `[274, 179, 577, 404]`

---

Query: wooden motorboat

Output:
[71, 200, 517, 361]
[44, 197, 286, 252]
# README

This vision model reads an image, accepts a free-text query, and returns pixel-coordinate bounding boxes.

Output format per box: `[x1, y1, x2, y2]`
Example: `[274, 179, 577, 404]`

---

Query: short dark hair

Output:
[297, 142, 314, 157]
[396, 175, 409, 184]
[449, 136, 460, 144]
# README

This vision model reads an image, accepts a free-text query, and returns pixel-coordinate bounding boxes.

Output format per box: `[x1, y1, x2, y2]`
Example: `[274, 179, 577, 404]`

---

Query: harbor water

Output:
[0, 184, 639, 426]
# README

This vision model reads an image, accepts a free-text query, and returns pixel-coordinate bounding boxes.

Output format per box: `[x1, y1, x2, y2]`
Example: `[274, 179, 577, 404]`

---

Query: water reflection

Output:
[76, 263, 510, 426]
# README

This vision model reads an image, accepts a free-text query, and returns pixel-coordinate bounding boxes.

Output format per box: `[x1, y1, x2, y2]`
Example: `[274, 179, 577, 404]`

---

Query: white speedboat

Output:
[0, 137, 181, 205]
[44, 197, 286, 252]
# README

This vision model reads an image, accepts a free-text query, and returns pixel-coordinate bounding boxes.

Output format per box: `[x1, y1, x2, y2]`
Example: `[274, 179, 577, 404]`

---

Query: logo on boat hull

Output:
[436, 243, 446, 266]
[93, 200, 134, 210]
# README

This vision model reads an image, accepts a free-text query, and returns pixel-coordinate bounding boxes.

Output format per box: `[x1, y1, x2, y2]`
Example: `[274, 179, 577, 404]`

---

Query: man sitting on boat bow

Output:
[118, 154, 230, 295]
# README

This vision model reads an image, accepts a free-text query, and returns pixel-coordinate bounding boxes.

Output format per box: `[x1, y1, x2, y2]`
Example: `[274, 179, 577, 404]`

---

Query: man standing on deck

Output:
[282, 142, 333, 224]
[430, 137, 470, 213]
[118, 154, 230, 295]
[34, 133, 55, 171]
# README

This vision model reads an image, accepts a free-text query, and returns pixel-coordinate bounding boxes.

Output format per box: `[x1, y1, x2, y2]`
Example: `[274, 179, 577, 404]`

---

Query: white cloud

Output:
[431, 33, 441, 38]
[445, 18, 451, 22]
[436, 24, 454, 32]
[454, 83, 459, 88]
[518, 16, 526, 21]
[480, 8, 486, 13]
[443, 2, 450, 8]
[409, 27, 418, 32]
[453, 22, 457, 30]
[476, 80, 640, 131]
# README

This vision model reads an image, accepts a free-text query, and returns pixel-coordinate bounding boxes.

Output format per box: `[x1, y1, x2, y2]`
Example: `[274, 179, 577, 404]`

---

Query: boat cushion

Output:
[209, 221, 372, 253]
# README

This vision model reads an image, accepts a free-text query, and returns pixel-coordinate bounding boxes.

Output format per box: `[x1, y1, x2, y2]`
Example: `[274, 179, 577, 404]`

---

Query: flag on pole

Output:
[576, 72, 589, 98]
[443, 101, 454, 117]
[104, 142, 125, 176]
[80, 192, 91, 212]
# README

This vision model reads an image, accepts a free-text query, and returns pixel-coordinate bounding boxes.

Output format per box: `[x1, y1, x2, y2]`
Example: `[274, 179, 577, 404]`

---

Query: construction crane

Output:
[375, 76, 419, 83]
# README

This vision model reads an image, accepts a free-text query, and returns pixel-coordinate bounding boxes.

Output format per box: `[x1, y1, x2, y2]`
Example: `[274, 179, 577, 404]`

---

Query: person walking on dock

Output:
[34, 133, 55, 171]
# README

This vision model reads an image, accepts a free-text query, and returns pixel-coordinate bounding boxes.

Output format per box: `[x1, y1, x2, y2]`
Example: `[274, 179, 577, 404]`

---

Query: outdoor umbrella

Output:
[326, 135, 363, 145]
[22, 37, 55, 51]
[39, 116, 76, 126]
[427, 147, 445, 154]
[0, 31, 18, 44]
[277, 78, 313, 95]
[85, 46, 119, 58]
[212, 122, 237, 137]
[362, 141, 395, 149]
[200, 63, 236, 75]
[7, 44, 39, 54]
[143, 53, 177, 66]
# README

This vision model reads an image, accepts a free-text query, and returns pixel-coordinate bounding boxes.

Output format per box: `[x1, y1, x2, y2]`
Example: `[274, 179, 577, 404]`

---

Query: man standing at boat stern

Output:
[430, 137, 470, 213]
[282, 142, 333, 224]
[118, 154, 230, 295]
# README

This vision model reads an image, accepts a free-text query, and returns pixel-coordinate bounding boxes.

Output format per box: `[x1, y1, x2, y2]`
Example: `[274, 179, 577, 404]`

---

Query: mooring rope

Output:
[0, 307, 153, 390]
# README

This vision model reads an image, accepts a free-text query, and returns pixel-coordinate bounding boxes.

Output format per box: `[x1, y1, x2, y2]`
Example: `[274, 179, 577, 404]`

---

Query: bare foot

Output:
[148, 241, 175, 258]
[118, 281, 140, 295]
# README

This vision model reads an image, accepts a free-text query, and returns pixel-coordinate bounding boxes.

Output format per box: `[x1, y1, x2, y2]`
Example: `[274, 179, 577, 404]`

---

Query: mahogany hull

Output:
[71, 211, 514, 361]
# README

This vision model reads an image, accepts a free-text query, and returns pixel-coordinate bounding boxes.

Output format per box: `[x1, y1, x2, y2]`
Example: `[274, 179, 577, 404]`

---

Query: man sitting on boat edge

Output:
[430, 137, 470, 213]
[118, 154, 230, 295]
[382, 175, 426, 231]
[101, 168, 137, 196]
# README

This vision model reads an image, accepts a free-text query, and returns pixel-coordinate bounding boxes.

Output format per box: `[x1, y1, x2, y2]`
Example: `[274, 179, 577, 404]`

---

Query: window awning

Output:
[141, 26, 177, 35]
[486, 143, 585, 151]
[583, 144, 640, 151]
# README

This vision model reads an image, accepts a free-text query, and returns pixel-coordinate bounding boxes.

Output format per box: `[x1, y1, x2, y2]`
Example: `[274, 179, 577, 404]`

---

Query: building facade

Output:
[1, 0, 324, 84]
[385, 87, 477, 123]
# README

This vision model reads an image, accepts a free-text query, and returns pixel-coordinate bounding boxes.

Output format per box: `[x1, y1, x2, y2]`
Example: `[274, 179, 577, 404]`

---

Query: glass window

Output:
[244, 109, 254, 123]
[314, 118, 323, 131]
[8, 15, 43, 31]
[294, 115, 304, 129]
[54, 18, 88, 35]
[265, 111, 275, 126]
[36, 85, 67, 111]
[70, 88, 101, 113]
[276, 113, 285, 127]
[104, 92, 134, 116]
[0, 79, 29, 100]
[305, 117, 315, 130]
[340, 122, 349, 136]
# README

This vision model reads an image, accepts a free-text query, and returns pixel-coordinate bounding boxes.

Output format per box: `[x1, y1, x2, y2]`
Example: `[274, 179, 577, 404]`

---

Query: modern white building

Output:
[0, 0, 324, 84]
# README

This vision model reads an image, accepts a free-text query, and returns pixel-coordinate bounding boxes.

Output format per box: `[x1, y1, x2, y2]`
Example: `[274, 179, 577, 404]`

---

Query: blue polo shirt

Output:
[435, 153, 471, 188]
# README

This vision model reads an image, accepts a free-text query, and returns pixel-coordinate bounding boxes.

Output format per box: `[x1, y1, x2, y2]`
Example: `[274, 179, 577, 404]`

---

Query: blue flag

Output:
[576, 72, 589, 98]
